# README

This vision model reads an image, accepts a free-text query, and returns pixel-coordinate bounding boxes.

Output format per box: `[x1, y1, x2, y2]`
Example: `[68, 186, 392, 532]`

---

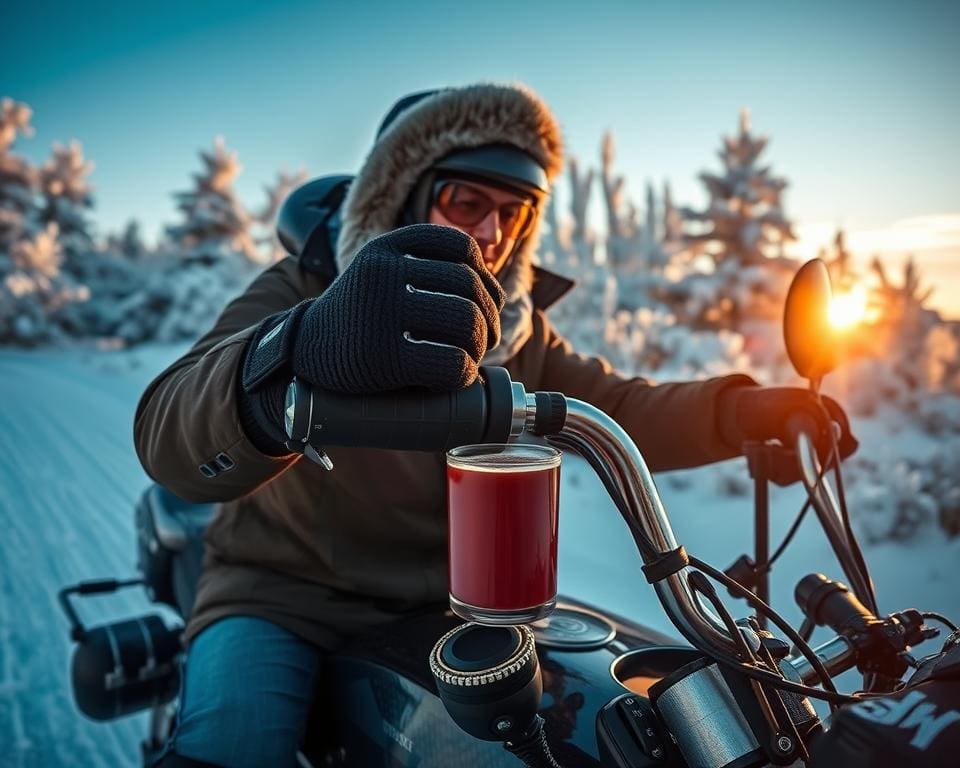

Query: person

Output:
[135, 83, 857, 767]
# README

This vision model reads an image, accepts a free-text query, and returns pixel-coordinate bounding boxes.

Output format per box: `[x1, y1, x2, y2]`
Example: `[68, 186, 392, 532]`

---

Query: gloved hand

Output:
[238, 224, 505, 452]
[297, 223, 505, 391]
[718, 385, 859, 461]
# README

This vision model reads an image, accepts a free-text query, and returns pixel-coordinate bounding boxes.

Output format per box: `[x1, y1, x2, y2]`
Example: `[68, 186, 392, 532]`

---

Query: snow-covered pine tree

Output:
[598, 131, 664, 276]
[662, 180, 683, 247]
[167, 136, 258, 265]
[595, 133, 668, 320]
[36, 139, 153, 338]
[832, 251, 960, 541]
[680, 108, 795, 266]
[0, 100, 93, 345]
[567, 155, 595, 269]
[105, 219, 148, 261]
[871, 255, 936, 330]
[600, 131, 637, 272]
[0, 223, 90, 345]
[820, 229, 856, 291]
[641, 182, 659, 267]
[543, 131, 750, 381]
[541, 149, 613, 360]
[538, 193, 571, 269]
[111, 137, 259, 343]
[38, 140, 95, 259]
[869, 255, 948, 390]
[653, 109, 798, 332]
[0, 98, 38, 252]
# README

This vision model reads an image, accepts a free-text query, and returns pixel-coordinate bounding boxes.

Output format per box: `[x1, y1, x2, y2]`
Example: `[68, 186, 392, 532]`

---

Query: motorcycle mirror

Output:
[783, 258, 837, 382]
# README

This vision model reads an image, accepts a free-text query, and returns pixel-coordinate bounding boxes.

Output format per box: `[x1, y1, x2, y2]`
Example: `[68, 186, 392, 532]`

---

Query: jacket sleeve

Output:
[536, 311, 757, 472]
[134, 259, 325, 503]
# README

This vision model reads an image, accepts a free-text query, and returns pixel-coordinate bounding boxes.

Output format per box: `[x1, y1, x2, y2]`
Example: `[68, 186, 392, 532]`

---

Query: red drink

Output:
[446, 444, 561, 624]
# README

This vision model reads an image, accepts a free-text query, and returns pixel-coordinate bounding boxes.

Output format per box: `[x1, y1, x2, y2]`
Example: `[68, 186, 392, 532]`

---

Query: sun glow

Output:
[828, 286, 869, 329]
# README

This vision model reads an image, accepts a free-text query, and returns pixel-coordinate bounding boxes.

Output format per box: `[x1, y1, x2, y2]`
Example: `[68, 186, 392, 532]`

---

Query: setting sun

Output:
[828, 286, 869, 329]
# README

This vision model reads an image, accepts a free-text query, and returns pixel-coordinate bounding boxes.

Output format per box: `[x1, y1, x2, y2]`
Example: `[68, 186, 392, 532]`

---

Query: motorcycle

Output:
[58, 258, 960, 767]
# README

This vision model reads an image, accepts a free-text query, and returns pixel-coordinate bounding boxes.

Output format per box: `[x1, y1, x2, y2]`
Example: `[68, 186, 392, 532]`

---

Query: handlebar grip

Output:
[795, 573, 874, 633]
[298, 367, 515, 452]
[77, 579, 122, 595]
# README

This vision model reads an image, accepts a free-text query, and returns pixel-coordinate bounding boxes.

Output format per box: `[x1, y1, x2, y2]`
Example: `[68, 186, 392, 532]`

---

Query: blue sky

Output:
[5, 0, 959, 309]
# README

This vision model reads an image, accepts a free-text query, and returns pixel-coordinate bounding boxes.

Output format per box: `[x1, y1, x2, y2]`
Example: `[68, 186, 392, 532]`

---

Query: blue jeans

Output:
[170, 616, 322, 768]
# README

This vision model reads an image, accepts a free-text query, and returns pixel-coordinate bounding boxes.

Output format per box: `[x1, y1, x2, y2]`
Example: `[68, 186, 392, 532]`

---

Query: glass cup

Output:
[446, 443, 562, 625]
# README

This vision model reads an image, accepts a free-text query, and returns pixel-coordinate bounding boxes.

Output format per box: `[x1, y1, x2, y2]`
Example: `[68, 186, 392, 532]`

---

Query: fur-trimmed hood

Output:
[336, 84, 564, 293]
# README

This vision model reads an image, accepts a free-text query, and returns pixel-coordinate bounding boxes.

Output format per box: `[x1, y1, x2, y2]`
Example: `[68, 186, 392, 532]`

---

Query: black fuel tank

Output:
[310, 598, 683, 767]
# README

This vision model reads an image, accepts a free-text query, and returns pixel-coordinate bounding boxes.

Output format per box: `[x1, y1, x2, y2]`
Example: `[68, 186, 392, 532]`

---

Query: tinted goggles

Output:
[432, 180, 537, 240]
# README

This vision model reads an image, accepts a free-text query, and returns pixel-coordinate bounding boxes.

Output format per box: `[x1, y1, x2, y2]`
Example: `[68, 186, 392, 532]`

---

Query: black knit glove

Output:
[238, 224, 505, 452]
[290, 224, 504, 392]
[718, 385, 859, 461]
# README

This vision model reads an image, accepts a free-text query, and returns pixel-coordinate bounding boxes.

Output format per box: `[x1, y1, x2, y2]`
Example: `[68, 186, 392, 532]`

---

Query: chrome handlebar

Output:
[787, 635, 856, 684]
[557, 399, 739, 660]
[535, 394, 863, 686]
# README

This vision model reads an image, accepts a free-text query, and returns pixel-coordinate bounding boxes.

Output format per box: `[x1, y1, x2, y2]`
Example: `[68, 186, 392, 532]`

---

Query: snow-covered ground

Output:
[1, 346, 958, 767]
[0, 345, 186, 768]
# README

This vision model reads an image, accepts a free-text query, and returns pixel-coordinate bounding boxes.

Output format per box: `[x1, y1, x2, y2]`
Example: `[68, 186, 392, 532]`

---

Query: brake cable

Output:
[810, 388, 879, 616]
[688, 571, 811, 763]
[687, 556, 846, 704]
[563, 433, 854, 705]
[922, 612, 959, 633]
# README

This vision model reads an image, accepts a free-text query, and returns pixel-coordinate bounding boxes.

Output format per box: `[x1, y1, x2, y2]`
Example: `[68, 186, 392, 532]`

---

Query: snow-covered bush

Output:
[107, 251, 253, 344]
[847, 460, 938, 544]
[600, 306, 750, 378]
[848, 440, 960, 542]
[830, 356, 910, 418]
[928, 448, 960, 537]
[915, 393, 960, 437]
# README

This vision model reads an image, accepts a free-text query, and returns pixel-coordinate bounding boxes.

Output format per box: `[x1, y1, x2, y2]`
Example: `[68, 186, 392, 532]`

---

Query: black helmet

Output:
[401, 143, 548, 227]
[432, 144, 549, 197]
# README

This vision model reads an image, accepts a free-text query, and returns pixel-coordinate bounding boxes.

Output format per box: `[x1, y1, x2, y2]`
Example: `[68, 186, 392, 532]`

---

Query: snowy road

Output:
[1, 346, 958, 767]
[0, 347, 184, 768]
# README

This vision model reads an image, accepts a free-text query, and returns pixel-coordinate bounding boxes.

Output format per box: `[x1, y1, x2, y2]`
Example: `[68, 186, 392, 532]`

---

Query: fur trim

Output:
[336, 83, 564, 292]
